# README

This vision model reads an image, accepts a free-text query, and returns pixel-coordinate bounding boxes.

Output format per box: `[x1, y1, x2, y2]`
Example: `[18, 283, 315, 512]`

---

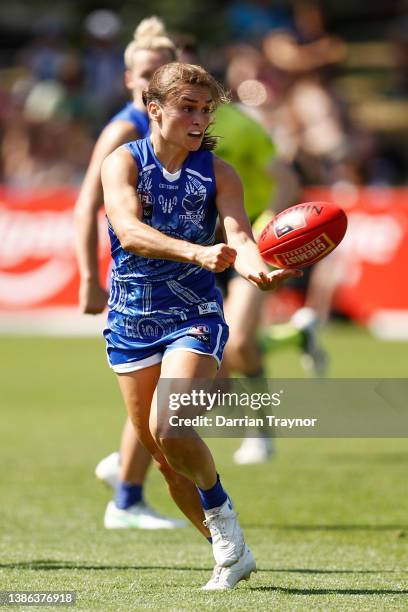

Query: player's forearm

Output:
[119, 221, 202, 265]
[74, 202, 101, 282]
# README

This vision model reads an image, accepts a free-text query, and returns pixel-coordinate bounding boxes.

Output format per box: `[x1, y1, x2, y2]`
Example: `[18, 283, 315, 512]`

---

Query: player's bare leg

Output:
[119, 417, 152, 484]
[222, 276, 273, 464]
[96, 417, 187, 529]
[152, 351, 219, 489]
[116, 362, 210, 537]
[151, 349, 254, 583]
[222, 276, 264, 376]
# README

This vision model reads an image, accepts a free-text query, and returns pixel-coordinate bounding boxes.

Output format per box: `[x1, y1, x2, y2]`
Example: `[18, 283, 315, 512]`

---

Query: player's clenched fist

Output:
[79, 280, 109, 314]
[196, 243, 237, 272]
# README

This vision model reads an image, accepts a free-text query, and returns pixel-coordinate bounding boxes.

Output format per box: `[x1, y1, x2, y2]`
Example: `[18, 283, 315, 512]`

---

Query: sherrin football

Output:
[258, 201, 348, 269]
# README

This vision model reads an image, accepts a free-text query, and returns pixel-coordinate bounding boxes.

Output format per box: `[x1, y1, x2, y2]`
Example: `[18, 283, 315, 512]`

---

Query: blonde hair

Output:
[143, 62, 230, 151]
[124, 16, 176, 68]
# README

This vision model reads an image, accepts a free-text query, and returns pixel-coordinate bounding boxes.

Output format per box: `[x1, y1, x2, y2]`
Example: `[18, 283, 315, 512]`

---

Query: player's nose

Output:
[192, 111, 205, 126]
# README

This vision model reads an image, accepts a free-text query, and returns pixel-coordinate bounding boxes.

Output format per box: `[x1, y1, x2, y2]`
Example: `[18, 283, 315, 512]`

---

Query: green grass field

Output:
[1, 323, 408, 611]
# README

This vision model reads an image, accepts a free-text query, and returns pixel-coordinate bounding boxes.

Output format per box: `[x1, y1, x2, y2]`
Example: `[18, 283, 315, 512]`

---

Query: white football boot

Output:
[203, 498, 245, 567]
[291, 307, 328, 376]
[201, 546, 257, 590]
[233, 437, 274, 465]
[104, 500, 187, 530]
[95, 452, 120, 489]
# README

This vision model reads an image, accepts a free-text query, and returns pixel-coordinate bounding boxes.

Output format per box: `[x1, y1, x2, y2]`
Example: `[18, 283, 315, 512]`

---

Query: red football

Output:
[258, 201, 348, 269]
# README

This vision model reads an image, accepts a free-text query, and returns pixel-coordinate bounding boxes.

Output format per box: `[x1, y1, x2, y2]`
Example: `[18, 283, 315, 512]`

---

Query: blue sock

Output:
[115, 482, 143, 509]
[197, 474, 228, 511]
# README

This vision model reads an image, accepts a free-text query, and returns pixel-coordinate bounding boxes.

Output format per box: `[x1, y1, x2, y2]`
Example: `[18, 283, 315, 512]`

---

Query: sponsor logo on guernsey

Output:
[138, 169, 155, 219]
[198, 301, 218, 315]
[273, 233, 336, 267]
[159, 183, 179, 190]
[139, 193, 154, 219]
[274, 208, 307, 238]
[187, 324, 211, 345]
[180, 174, 207, 227]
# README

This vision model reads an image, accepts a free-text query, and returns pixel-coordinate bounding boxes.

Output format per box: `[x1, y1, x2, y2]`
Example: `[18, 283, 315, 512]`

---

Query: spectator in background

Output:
[225, 0, 291, 42]
[389, 16, 408, 99]
[262, 0, 345, 78]
[1, 105, 92, 187]
[0, 56, 93, 187]
[82, 10, 126, 129]
[256, 2, 375, 327]
[18, 16, 70, 83]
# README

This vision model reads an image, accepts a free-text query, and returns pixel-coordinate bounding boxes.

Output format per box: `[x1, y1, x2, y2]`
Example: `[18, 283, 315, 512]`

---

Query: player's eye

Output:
[183, 106, 193, 113]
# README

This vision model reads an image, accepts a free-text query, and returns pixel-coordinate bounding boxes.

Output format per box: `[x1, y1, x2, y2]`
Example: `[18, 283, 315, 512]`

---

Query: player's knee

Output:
[150, 417, 169, 448]
[150, 414, 194, 474]
[154, 452, 185, 487]
[156, 436, 190, 474]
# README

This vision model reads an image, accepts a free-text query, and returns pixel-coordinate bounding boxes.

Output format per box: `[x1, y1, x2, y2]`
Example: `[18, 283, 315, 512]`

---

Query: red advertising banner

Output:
[0, 187, 110, 311]
[0, 185, 407, 337]
[304, 186, 408, 338]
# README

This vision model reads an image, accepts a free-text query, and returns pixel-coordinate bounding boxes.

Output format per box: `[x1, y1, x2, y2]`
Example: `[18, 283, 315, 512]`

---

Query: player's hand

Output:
[247, 268, 302, 291]
[196, 244, 237, 272]
[79, 279, 108, 314]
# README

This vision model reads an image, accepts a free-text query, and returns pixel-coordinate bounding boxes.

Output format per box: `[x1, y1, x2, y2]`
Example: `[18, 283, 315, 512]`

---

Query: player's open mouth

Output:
[188, 131, 203, 138]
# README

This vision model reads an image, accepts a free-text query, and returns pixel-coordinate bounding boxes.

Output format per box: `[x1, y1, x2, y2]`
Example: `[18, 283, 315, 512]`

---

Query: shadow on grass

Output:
[1, 561, 407, 576]
[251, 586, 408, 595]
[0, 560, 205, 571]
[260, 568, 408, 575]
[244, 524, 408, 532]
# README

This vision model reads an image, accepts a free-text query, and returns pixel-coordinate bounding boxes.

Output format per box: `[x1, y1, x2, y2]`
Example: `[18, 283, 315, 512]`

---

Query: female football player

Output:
[101, 62, 300, 589]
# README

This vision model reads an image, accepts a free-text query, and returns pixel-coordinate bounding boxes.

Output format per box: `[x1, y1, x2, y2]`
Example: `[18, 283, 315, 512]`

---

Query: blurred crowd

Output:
[0, 1, 407, 189]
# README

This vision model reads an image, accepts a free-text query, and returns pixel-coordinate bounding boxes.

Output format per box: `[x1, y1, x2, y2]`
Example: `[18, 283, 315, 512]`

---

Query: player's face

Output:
[125, 49, 172, 97]
[158, 85, 214, 151]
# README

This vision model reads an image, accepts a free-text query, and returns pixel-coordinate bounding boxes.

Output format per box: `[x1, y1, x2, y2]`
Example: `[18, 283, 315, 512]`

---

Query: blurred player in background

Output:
[181, 37, 328, 464]
[75, 17, 185, 529]
[100, 61, 300, 589]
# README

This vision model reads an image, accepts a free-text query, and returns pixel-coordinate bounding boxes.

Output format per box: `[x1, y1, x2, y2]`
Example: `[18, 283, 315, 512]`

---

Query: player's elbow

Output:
[117, 227, 134, 252]
[116, 224, 145, 254]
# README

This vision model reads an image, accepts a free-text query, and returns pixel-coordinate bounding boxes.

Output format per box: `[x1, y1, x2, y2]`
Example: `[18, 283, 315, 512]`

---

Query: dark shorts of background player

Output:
[216, 265, 313, 295]
[215, 267, 240, 298]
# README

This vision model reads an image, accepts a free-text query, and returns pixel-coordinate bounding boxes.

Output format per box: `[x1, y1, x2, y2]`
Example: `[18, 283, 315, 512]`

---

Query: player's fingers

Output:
[247, 273, 263, 285]
[268, 268, 303, 280]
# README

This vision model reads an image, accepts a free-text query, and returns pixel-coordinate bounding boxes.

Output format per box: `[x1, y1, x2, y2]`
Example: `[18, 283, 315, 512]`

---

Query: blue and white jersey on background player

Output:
[109, 102, 150, 136]
[104, 137, 229, 372]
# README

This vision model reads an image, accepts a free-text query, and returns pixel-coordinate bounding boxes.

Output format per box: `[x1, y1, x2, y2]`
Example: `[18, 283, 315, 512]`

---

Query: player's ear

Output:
[124, 69, 135, 90]
[147, 101, 162, 123]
